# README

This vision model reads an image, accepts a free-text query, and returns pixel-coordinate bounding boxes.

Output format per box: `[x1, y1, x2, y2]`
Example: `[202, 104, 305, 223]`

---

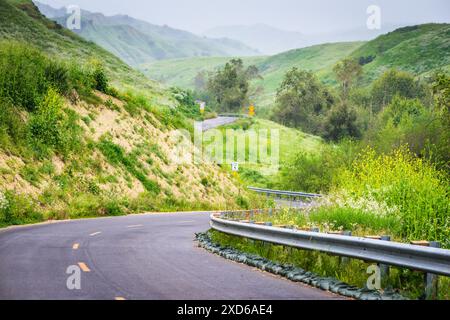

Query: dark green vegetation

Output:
[205, 58, 261, 113]
[34, 1, 259, 67]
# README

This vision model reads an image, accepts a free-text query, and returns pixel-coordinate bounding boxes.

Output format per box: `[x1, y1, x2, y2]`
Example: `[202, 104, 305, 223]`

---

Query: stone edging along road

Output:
[195, 232, 407, 301]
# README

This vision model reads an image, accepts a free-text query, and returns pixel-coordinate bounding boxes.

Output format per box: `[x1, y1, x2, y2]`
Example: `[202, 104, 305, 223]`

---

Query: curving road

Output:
[0, 212, 342, 300]
[200, 116, 239, 131]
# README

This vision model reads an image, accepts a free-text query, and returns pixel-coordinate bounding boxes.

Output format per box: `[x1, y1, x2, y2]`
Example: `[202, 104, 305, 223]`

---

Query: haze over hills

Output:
[203, 23, 403, 55]
[34, 1, 260, 66]
[204, 24, 307, 55]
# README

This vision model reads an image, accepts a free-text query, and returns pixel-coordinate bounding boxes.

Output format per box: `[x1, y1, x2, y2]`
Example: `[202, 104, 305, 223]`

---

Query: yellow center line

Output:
[78, 262, 91, 272]
[72, 243, 80, 250]
[90, 232, 102, 236]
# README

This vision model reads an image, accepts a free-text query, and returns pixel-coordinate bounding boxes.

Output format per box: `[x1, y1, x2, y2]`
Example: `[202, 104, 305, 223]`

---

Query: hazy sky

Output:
[37, 0, 450, 34]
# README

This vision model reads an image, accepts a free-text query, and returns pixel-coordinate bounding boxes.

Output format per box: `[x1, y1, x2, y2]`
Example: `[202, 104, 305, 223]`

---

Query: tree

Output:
[323, 102, 361, 141]
[333, 58, 362, 99]
[206, 59, 259, 113]
[272, 68, 334, 134]
[371, 69, 424, 113]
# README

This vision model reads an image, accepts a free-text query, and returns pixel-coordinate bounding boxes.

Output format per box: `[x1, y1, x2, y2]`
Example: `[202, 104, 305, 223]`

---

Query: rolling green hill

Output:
[350, 23, 450, 83]
[141, 56, 267, 89]
[34, 1, 260, 67]
[142, 42, 364, 112]
[0, 0, 165, 96]
[0, 0, 257, 226]
[143, 23, 450, 114]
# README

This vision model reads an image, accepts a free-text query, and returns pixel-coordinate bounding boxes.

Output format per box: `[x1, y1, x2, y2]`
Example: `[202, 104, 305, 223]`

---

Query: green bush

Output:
[278, 141, 360, 193]
[336, 147, 449, 246]
[371, 69, 426, 113]
[0, 191, 43, 226]
[92, 64, 109, 93]
[0, 41, 51, 111]
[27, 88, 82, 157]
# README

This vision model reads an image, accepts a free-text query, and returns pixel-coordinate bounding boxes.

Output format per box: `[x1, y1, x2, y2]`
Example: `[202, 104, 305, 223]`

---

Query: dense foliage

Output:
[205, 58, 260, 113]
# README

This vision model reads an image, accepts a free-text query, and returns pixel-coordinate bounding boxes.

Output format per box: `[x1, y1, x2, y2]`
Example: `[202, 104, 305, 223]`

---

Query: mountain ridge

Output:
[34, 1, 260, 66]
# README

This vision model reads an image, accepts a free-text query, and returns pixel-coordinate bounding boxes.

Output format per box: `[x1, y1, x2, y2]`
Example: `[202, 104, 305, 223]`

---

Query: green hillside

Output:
[35, 1, 260, 67]
[0, 0, 164, 96]
[142, 42, 363, 111]
[141, 56, 267, 88]
[251, 42, 365, 108]
[0, 0, 257, 226]
[143, 24, 450, 114]
[350, 23, 450, 83]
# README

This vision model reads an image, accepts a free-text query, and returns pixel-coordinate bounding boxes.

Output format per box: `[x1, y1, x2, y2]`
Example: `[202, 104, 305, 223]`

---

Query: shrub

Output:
[27, 88, 83, 157]
[371, 69, 426, 113]
[92, 64, 109, 93]
[336, 147, 449, 246]
[323, 102, 361, 141]
[0, 190, 43, 226]
[279, 141, 360, 193]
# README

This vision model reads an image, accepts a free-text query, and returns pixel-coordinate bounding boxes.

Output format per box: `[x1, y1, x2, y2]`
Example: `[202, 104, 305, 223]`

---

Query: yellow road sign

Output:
[249, 105, 255, 117]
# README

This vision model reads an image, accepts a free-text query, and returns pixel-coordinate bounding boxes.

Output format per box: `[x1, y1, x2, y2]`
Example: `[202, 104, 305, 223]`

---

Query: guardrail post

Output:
[310, 227, 320, 233]
[425, 241, 440, 300]
[340, 231, 352, 265]
[379, 236, 391, 283]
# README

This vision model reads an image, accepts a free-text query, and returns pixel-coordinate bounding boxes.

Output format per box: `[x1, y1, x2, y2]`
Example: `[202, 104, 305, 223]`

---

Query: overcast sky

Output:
[37, 0, 450, 34]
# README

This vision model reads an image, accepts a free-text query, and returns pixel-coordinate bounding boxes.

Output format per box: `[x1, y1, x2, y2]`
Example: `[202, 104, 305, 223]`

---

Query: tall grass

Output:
[336, 147, 449, 246]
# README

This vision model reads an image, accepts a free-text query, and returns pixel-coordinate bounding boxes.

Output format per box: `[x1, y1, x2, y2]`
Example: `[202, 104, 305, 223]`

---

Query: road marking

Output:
[72, 243, 80, 250]
[127, 225, 143, 228]
[115, 297, 126, 300]
[178, 221, 195, 224]
[78, 262, 91, 272]
[90, 232, 102, 236]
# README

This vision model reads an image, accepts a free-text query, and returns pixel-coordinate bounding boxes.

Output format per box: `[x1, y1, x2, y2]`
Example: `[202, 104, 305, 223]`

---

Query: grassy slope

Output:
[143, 24, 450, 114]
[0, 0, 164, 96]
[214, 118, 323, 187]
[0, 0, 254, 224]
[351, 23, 450, 83]
[141, 42, 363, 112]
[252, 42, 364, 109]
[141, 56, 267, 88]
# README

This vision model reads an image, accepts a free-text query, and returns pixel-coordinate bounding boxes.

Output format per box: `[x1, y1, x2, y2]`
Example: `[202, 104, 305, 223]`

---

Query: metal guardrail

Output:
[210, 213, 450, 276]
[217, 113, 249, 118]
[248, 187, 322, 199]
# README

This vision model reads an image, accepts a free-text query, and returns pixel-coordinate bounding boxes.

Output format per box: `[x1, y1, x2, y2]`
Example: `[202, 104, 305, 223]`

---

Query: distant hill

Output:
[145, 24, 450, 113]
[142, 42, 364, 112]
[203, 23, 401, 55]
[349, 23, 450, 83]
[204, 24, 307, 55]
[34, 1, 260, 66]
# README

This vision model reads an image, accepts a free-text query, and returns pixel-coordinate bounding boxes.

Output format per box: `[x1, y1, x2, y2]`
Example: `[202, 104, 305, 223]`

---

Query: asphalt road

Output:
[201, 116, 239, 131]
[0, 212, 342, 300]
